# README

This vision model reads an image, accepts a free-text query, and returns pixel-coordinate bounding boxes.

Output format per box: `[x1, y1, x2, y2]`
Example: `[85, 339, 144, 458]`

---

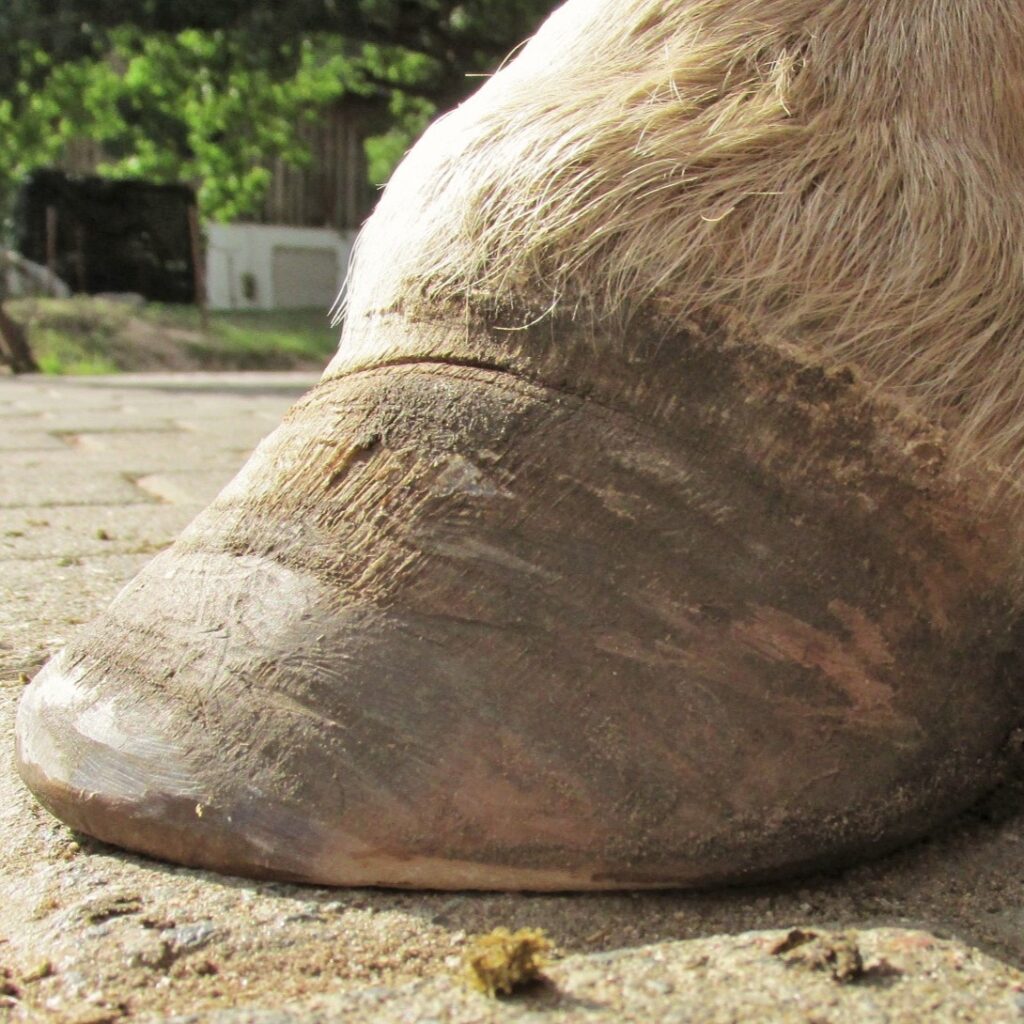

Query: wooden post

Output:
[0, 302, 40, 374]
[187, 205, 208, 331]
[45, 206, 58, 284]
[73, 222, 87, 293]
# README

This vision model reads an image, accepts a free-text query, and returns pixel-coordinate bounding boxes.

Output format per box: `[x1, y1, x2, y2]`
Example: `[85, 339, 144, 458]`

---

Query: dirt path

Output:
[3, 373, 1024, 1023]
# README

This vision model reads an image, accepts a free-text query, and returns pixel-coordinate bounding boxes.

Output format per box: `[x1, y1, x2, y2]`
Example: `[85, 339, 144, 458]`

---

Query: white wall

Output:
[206, 223, 356, 312]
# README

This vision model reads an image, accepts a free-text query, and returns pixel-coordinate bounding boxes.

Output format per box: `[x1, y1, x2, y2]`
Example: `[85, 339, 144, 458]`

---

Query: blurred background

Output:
[0, 0, 553, 375]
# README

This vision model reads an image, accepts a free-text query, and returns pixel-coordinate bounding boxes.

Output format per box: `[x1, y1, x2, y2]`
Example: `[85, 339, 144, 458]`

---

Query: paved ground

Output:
[4, 372, 1024, 1023]
[0, 373, 317, 680]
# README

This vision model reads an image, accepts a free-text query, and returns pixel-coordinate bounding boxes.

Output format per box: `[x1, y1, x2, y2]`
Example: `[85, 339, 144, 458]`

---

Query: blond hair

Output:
[339, 0, 1024, 483]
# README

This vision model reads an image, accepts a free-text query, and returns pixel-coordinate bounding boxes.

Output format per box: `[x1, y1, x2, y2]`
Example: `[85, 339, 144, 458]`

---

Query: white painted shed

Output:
[206, 223, 356, 312]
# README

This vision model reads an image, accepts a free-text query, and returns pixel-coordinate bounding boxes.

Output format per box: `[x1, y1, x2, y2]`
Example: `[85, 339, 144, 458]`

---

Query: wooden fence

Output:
[58, 99, 382, 232]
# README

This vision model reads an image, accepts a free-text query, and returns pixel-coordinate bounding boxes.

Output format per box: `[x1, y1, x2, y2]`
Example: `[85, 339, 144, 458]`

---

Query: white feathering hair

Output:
[338, 0, 1024, 481]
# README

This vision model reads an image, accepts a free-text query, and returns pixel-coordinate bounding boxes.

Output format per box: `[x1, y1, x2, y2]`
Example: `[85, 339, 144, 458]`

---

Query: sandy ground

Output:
[3, 372, 1024, 1023]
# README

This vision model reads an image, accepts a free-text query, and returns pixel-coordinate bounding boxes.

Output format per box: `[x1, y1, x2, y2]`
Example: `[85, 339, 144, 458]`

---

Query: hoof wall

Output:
[15, 360, 1024, 889]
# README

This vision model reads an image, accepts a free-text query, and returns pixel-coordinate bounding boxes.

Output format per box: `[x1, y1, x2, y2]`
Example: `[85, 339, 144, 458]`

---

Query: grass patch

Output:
[7, 297, 338, 374]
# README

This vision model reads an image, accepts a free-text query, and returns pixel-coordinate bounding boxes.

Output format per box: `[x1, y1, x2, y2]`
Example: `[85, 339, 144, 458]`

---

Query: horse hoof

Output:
[15, 317, 1024, 889]
[15, 0, 1024, 888]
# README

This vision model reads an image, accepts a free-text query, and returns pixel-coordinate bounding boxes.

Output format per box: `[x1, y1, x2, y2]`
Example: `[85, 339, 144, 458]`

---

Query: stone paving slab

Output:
[0, 407, 43, 420]
[53, 371, 316, 397]
[0, 552, 152, 676]
[1, 372, 313, 408]
[117, 404, 286, 426]
[37, 413, 181, 434]
[70, 432, 255, 475]
[4, 389, 137, 413]
[173, 418, 287, 447]
[0, 503, 202, 561]
[0, 450, 149, 508]
[134, 470, 248, 506]
[0, 371, 315, 680]
[0, 431, 68, 451]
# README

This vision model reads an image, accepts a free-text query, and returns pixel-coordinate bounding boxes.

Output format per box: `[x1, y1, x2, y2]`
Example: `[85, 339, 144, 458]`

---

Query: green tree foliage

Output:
[0, 0, 552, 221]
